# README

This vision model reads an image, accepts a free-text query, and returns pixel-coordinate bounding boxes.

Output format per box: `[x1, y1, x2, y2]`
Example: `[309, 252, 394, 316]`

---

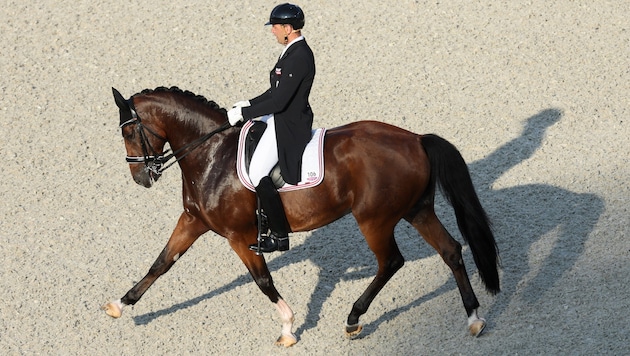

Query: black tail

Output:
[421, 134, 500, 294]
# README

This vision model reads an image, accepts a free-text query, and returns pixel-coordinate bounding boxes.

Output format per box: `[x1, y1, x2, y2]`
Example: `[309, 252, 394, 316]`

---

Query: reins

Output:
[120, 99, 231, 178]
[157, 121, 232, 174]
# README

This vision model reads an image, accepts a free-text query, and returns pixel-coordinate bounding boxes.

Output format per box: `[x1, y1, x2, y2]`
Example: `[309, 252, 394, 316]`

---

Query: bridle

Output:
[119, 99, 231, 179]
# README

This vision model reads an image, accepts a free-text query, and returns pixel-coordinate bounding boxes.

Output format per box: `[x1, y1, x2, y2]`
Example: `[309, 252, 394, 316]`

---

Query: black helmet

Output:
[265, 3, 305, 30]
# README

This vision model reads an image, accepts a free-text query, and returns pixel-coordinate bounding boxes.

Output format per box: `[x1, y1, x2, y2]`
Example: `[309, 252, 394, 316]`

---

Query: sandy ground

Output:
[1, 1, 628, 355]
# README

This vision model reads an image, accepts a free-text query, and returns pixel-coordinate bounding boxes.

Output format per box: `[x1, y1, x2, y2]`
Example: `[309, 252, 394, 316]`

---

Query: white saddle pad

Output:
[237, 119, 326, 192]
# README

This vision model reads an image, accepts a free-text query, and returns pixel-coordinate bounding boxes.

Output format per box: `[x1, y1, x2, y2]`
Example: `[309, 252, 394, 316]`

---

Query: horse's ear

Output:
[113, 87, 134, 126]
[112, 87, 128, 110]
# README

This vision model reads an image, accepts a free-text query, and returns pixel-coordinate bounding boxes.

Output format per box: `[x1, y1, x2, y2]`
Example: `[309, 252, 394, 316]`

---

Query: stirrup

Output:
[274, 234, 289, 251]
[249, 234, 289, 254]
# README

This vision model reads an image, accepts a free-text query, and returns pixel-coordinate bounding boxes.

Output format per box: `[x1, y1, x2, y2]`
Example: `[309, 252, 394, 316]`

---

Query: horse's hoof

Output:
[469, 319, 486, 337]
[275, 334, 297, 347]
[101, 300, 123, 318]
[345, 323, 363, 338]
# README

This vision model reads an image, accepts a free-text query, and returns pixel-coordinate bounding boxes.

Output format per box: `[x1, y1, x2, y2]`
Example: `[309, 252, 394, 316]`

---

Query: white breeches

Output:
[249, 115, 278, 187]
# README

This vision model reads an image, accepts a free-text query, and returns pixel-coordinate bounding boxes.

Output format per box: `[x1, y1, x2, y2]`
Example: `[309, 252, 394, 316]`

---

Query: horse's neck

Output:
[171, 126, 238, 178]
[166, 106, 226, 152]
[153, 97, 235, 179]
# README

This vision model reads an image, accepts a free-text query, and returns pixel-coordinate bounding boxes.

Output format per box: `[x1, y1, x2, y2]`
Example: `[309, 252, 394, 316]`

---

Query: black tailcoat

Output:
[242, 39, 316, 185]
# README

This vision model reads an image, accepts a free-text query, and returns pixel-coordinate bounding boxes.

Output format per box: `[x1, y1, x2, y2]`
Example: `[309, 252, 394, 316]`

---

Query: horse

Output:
[102, 86, 500, 347]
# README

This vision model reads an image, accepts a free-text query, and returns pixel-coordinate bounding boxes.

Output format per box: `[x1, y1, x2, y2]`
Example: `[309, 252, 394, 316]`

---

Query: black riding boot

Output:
[249, 176, 291, 253]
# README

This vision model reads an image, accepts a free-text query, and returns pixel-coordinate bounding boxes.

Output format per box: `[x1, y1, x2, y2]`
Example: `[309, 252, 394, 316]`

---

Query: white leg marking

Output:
[467, 309, 487, 337]
[275, 299, 295, 337]
[102, 298, 124, 318]
[467, 309, 480, 326]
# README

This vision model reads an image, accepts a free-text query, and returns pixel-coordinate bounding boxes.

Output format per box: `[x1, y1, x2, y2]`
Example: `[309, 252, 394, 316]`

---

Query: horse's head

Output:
[113, 87, 168, 188]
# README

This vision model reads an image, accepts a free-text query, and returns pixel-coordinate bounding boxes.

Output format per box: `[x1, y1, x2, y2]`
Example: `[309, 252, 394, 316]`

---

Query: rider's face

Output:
[271, 24, 291, 45]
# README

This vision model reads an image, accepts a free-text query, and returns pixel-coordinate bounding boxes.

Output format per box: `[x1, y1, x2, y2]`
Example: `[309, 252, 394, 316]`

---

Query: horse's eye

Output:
[122, 126, 135, 140]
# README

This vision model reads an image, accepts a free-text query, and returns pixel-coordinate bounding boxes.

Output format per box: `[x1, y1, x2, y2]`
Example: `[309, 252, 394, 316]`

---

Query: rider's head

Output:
[265, 3, 305, 30]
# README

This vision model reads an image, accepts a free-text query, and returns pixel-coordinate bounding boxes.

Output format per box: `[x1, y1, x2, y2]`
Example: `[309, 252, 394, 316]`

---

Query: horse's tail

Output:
[421, 134, 500, 295]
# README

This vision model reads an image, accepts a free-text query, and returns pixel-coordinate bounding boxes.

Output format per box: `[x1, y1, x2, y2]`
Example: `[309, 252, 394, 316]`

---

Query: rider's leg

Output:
[248, 117, 291, 253]
[249, 116, 278, 187]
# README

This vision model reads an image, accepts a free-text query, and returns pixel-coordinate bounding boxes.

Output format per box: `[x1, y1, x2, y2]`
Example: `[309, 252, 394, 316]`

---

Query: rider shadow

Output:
[467, 109, 604, 322]
[134, 108, 604, 339]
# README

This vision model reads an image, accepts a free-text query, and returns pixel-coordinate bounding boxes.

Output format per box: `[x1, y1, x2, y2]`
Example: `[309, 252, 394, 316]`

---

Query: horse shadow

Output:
[133, 108, 604, 339]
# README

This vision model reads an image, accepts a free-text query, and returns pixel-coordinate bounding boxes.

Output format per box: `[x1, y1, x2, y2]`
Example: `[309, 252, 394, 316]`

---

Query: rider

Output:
[227, 3, 316, 253]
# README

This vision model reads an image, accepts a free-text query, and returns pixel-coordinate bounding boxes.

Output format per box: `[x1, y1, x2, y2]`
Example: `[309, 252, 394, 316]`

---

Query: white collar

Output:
[279, 35, 304, 59]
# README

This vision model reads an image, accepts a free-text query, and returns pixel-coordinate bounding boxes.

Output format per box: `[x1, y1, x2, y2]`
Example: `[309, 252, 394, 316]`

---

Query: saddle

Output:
[237, 119, 326, 192]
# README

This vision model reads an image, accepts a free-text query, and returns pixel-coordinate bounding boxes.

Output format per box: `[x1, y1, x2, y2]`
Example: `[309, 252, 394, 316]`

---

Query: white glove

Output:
[227, 106, 243, 126]
[232, 100, 250, 108]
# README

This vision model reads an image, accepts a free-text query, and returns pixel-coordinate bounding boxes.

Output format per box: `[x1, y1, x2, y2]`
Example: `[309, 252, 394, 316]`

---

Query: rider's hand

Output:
[227, 106, 243, 126]
[232, 100, 250, 108]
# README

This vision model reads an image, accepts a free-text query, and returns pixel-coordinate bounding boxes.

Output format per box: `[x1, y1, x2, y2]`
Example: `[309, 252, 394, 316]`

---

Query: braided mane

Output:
[136, 86, 227, 115]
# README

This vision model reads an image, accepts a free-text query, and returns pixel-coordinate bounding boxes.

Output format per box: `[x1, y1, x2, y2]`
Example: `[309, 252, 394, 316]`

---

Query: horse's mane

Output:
[136, 86, 227, 115]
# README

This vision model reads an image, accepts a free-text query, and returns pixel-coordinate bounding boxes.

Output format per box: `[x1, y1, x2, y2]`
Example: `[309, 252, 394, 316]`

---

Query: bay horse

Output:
[102, 86, 500, 347]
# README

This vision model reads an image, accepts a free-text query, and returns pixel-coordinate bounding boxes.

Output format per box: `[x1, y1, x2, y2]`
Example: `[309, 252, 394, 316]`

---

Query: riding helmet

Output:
[265, 3, 305, 30]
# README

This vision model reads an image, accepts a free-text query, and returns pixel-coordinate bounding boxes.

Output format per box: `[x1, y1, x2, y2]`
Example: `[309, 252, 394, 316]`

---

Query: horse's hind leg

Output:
[406, 208, 486, 336]
[345, 222, 405, 338]
[102, 212, 207, 318]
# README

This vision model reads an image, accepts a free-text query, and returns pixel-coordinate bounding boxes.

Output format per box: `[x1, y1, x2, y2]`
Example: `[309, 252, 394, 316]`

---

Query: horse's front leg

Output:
[102, 211, 208, 318]
[229, 238, 297, 347]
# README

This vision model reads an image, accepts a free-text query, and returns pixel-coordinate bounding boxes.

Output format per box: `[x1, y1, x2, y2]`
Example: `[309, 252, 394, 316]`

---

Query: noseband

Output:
[120, 100, 231, 178]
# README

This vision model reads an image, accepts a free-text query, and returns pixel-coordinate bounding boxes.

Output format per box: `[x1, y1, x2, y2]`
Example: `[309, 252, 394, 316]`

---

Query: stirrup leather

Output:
[253, 197, 269, 254]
